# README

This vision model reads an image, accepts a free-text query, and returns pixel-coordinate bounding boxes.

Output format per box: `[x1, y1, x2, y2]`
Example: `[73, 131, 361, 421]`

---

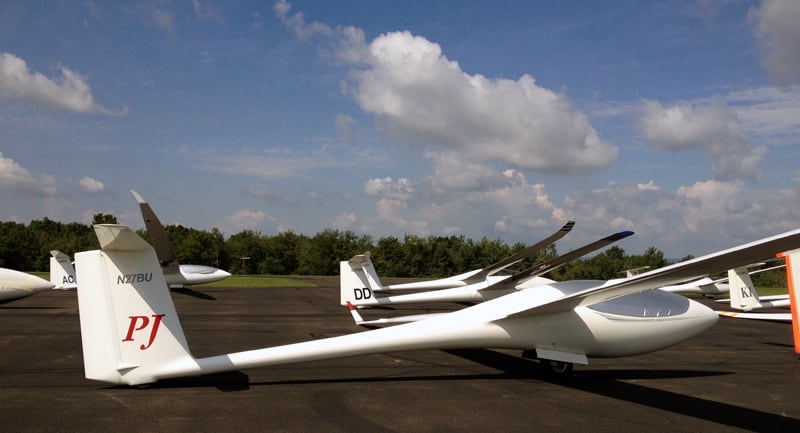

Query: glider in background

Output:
[0, 268, 54, 303]
[341, 228, 632, 308]
[715, 263, 793, 323]
[342, 221, 575, 302]
[659, 263, 785, 297]
[131, 190, 230, 288]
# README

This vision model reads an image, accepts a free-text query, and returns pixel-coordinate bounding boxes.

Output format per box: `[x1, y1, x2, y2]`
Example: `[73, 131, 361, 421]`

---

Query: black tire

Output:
[542, 359, 573, 376]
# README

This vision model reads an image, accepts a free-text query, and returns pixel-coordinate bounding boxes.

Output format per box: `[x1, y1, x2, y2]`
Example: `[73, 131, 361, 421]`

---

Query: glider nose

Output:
[3, 271, 55, 294]
[24, 274, 56, 293]
[689, 298, 719, 331]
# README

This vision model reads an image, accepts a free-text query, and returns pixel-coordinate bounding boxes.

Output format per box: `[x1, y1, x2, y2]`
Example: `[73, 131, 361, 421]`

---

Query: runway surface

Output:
[1, 277, 798, 433]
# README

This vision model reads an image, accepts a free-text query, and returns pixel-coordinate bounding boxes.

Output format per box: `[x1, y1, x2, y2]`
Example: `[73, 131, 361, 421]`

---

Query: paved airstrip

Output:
[1, 277, 798, 432]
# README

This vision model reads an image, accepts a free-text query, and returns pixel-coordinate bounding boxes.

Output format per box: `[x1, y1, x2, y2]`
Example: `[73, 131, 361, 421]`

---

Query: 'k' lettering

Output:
[122, 314, 166, 350]
[740, 285, 753, 298]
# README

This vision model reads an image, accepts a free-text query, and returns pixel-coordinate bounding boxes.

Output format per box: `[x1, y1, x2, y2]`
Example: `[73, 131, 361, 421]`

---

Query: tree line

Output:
[0, 215, 786, 286]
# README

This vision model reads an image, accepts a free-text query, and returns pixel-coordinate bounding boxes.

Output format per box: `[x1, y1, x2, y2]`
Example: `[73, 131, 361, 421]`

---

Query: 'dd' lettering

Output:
[353, 287, 372, 300]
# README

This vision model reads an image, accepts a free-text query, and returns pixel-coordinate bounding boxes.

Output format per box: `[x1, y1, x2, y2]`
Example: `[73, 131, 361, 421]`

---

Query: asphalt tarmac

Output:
[1, 277, 798, 433]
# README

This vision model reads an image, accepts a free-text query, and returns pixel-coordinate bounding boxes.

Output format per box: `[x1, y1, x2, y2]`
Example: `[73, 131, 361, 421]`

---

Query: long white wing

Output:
[481, 230, 634, 292]
[461, 220, 575, 284]
[504, 227, 800, 318]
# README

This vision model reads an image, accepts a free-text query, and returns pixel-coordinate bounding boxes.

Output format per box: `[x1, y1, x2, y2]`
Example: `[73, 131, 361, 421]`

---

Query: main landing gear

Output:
[522, 350, 574, 376]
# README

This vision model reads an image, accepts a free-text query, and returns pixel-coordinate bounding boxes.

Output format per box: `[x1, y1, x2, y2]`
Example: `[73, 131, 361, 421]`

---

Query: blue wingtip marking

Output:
[620, 230, 634, 238]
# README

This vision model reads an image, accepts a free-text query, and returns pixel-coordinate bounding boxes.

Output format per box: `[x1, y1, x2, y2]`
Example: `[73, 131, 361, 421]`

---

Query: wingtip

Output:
[130, 190, 146, 204]
[603, 230, 634, 242]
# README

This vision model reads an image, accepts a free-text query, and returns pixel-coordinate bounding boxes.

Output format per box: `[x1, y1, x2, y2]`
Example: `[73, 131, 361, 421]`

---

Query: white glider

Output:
[714, 263, 793, 323]
[73, 224, 800, 386]
[723, 266, 790, 311]
[131, 190, 230, 288]
[0, 268, 54, 302]
[660, 263, 785, 297]
[341, 229, 633, 308]
[343, 221, 575, 301]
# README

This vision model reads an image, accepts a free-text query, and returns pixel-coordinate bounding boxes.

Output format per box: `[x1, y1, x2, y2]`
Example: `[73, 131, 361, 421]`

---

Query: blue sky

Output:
[1, 0, 799, 258]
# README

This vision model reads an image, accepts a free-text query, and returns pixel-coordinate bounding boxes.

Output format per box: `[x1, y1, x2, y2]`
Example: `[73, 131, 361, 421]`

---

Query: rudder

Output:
[75, 224, 196, 385]
[49, 250, 77, 290]
[339, 253, 382, 306]
[727, 267, 762, 311]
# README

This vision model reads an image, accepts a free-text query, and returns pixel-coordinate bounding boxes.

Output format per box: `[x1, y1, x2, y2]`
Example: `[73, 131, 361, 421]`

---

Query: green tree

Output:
[0, 221, 38, 270]
[261, 231, 304, 274]
[225, 230, 267, 274]
[373, 236, 404, 277]
[92, 213, 118, 224]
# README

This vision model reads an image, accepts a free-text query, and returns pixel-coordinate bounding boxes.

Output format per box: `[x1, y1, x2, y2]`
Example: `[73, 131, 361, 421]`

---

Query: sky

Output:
[1, 0, 800, 258]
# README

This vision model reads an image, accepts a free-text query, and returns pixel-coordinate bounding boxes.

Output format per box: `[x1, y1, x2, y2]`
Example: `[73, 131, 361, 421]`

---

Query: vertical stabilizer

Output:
[75, 224, 195, 385]
[339, 253, 382, 306]
[727, 267, 762, 311]
[49, 250, 77, 290]
[777, 249, 800, 354]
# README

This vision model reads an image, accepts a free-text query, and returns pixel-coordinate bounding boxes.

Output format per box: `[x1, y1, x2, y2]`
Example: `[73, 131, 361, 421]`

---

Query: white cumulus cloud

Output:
[349, 31, 617, 172]
[639, 100, 765, 182]
[751, 0, 800, 85]
[332, 212, 357, 229]
[78, 176, 106, 194]
[364, 177, 415, 200]
[275, 2, 617, 173]
[226, 209, 267, 230]
[0, 53, 125, 115]
[0, 152, 57, 196]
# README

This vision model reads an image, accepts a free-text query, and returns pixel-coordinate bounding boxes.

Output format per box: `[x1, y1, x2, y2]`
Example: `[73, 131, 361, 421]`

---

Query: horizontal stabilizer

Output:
[94, 224, 152, 252]
[50, 250, 71, 262]
[347, 253, 373, 269]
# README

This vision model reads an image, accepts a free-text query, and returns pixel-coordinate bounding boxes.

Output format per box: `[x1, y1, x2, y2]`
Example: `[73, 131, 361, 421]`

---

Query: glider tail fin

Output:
[727, 267, 762, 311]
[339, 253, 382, 306]
[49, 250, 77, 290]
[777, 249, 800, 354]
[74, 224, 196, 385]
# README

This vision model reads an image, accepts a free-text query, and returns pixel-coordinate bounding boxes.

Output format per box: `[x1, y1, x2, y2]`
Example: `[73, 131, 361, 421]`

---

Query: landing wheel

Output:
[542, 359, 573, 376]
[521, 350, 574, 377]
